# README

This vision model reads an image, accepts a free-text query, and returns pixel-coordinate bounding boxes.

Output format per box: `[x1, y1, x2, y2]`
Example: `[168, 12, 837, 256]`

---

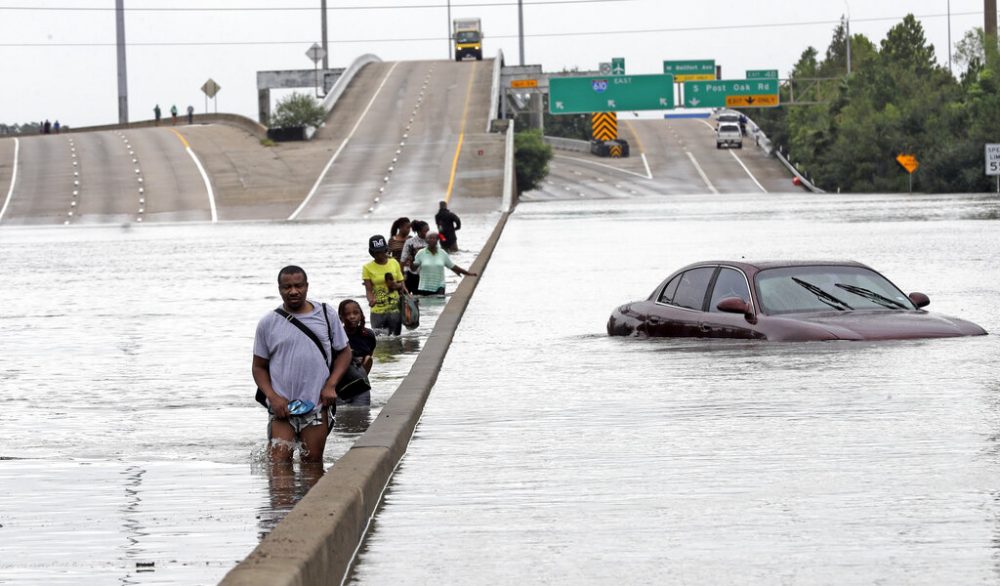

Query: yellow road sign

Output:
[511, 79, 538, 88]
[609, 144, 622, 158]
[674, 73, 715, 82]
[591, 112, 618, 141]
[896, 154, 919, 174]
[725, 94, 779, 107]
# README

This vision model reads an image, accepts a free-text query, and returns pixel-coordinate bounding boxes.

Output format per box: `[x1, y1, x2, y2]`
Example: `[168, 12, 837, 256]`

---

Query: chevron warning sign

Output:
[591, 112, 617, 141]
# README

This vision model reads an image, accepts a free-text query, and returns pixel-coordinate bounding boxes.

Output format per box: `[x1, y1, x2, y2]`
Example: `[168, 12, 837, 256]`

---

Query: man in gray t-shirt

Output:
[252, 265, 351, 463]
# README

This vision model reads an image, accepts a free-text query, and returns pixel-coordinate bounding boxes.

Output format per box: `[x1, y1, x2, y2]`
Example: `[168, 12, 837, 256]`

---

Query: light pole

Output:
[518, 0, 525, 65]
[844, 1, 851, 75]
[321, 0, 329, 70]
[947, 0, 952, 74]
[447, 0, 452, 60]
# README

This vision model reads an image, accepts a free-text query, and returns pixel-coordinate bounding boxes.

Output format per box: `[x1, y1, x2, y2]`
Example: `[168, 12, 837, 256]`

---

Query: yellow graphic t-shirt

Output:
[362, 258, 404, 314]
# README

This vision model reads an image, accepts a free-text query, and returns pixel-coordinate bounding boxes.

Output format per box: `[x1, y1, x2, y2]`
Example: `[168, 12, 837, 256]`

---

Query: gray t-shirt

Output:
[253, 301, 349, 406]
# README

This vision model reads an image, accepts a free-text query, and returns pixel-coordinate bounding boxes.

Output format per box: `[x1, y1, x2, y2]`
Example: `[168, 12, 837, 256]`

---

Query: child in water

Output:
[338, 298, 377, 376]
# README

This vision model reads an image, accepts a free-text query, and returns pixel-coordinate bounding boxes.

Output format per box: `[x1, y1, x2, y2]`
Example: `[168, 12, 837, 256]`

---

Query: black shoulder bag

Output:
[254, 304, 372, 407]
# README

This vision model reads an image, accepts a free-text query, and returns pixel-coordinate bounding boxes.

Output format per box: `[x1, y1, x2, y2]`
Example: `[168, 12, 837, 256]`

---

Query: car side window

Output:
[671, 267, 715, 311]
[709, 268, 751, 312]
[657, 275, 682, 303]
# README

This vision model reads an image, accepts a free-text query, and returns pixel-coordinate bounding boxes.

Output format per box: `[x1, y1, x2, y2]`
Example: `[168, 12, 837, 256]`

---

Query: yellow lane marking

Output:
[623, 120, 646, 154]
[170, 129, 191, 149]
[445, 61, 479, 203]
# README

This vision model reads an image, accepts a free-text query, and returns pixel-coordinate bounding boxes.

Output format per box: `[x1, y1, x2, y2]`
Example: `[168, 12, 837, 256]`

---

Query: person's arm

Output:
[453, 212, 461, 231]
[319, 347, 353, 406]
[252, 355, 289, 417]
[364, 279, 376, 307]
[451, 264, 477, 277]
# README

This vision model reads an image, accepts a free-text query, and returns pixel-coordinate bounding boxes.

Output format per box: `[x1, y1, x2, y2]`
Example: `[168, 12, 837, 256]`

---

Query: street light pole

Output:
[518, 0, 525, 65]
[447, 0, 452, 60]
[321, 0, 329, 70]
[948, 0, 952, 74]
[843, 2, 851, 75]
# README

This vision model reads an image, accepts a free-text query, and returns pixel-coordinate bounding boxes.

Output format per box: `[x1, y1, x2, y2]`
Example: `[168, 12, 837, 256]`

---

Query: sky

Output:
[0, 0, 993, 128]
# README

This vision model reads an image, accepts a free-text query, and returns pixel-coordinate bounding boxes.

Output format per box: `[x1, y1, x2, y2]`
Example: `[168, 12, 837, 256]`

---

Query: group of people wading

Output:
[252, 201, 476, 463]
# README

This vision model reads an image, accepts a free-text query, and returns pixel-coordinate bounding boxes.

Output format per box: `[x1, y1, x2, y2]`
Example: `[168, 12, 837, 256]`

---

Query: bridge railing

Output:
[488, 49, 504, 133]
[320, 53, 382, 117]
[543, 136, 590, 153]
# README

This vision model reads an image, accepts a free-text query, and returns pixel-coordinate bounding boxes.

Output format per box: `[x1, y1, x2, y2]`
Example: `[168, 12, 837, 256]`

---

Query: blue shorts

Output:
[268, 404, 335, 436]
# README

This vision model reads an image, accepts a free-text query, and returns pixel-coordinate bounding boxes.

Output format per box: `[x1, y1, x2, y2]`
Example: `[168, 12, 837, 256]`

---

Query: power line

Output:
[0, 11, 982, 47]
[0, 0, 637, 11]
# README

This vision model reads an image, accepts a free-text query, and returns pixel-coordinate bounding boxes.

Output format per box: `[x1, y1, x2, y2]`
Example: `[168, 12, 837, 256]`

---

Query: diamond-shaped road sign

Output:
[200, 78, 221, 98]
[306, 43, 326, 64]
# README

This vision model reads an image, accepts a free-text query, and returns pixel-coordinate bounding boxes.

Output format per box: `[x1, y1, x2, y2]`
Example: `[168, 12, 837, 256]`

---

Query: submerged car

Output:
[607, 261, 987, 341]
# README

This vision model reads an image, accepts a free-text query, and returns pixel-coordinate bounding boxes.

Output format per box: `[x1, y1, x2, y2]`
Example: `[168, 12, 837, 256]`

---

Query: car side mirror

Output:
[716, 297, 757, 324]
[908, 292, 930, 308]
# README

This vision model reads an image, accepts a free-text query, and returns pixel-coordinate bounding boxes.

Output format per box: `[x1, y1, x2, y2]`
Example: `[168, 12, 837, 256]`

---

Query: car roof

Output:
[675, 260, 871, 274]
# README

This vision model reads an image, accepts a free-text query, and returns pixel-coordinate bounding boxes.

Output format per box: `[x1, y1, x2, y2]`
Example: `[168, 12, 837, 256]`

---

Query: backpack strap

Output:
[274, 307, 329, 365]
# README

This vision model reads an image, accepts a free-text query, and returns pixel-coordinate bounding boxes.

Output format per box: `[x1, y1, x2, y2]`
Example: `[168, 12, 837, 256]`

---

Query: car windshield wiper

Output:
[834, 283, 908, 309]
[791, 277, 853, 311]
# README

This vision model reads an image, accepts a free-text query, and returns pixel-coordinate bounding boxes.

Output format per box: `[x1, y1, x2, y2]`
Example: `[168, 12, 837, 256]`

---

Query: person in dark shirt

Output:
[338, 299, 377, 372]
[337, 299, 377, 407]
[434, 200, 462, 253]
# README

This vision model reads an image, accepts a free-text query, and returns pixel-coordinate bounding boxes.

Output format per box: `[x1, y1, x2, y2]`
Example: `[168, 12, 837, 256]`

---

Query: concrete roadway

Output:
[292, 58, 502, 221]
[0, 128, 212, 225]
[523, 116, 800, 201]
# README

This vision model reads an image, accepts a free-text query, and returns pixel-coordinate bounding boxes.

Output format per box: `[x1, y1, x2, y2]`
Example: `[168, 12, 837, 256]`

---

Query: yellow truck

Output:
[453, 18, 482, 61]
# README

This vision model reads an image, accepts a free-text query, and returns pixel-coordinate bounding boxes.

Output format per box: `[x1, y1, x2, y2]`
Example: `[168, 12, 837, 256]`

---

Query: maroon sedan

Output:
[607, 260, 987, 341]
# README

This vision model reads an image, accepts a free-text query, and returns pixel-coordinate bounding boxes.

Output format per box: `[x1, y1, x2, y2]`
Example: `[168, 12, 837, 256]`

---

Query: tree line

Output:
[752, 14, 1000, 193]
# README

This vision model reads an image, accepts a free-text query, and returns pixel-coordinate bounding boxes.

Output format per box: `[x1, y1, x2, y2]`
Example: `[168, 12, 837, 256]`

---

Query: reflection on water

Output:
[0, 216, 496, 584]
[348, 194, 1000, 585]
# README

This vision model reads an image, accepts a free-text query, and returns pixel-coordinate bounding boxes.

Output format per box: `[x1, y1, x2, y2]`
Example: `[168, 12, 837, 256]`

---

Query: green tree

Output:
[269, 92, 326, 129]
[514, 129, 553, 194]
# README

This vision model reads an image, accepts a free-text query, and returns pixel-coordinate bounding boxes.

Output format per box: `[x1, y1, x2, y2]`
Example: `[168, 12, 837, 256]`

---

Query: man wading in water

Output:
[252, 265, 352, 463]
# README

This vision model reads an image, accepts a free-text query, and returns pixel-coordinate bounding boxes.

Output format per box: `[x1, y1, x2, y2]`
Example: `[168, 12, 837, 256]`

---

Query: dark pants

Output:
[371, 311, 402, 336]
[404, 272, 420, 293]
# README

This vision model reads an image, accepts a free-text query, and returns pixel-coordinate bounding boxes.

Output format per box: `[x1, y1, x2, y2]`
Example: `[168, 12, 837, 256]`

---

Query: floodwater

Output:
[348, 192, 1000, 585]
[0, 215, 496, 585]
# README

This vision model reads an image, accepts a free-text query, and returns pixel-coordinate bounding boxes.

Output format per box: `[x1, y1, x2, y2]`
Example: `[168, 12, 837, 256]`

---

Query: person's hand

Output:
[361, 355, 374, 373]
[269, 395, 290, 418]
[320, 386, 338, 406]
[467, 271, 478, 277]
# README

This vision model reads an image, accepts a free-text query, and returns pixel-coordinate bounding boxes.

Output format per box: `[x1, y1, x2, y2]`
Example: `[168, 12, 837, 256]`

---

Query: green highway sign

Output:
[549, 74, 675, 114]
[663, 60, 715, 81]
[683, 79, 780, 108]
[746, 69, 779, 79]
[611, 57, 626, 75]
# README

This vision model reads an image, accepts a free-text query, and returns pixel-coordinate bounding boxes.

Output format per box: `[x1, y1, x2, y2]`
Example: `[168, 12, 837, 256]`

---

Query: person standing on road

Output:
[362, 234, 407, 336]
[387, 217, 411, 262]
[186, 105, 194, 125]
[154, 104, 161, 126]
[411, 231, 477, 296]
[435, 200, 462, 253]
[252, 265, 352, 463]
[170, 104, 178, 125]
[400, 220, 430, 293]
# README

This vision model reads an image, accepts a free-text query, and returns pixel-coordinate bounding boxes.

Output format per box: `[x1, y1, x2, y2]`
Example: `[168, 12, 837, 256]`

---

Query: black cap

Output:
[368, 234, 388, 255]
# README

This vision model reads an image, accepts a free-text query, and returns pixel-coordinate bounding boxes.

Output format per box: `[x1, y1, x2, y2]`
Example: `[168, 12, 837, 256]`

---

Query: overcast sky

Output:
[0, 0, 992, 128]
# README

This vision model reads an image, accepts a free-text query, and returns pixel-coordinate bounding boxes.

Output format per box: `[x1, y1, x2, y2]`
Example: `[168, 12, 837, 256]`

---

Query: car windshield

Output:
[756, 265, 916, 314]
[456, 31, 480, 43]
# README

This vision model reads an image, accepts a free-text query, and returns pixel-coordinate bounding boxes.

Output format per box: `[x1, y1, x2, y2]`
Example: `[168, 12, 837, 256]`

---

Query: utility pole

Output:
[518, 0, 525, 65]
[447, 0, 452, 60]
[846, 16, 851, 75]
[947, 0, 952, 74]
[115, 0, 129, 124]
[321, 0, 329, 70]
[987, 0, 998, 39]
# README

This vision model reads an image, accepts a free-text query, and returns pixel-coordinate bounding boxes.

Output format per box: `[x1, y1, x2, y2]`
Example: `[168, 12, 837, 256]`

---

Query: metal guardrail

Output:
[741, 113, 825, 194]
[543, 136, 590, 153]
[487, 49, 504, 133]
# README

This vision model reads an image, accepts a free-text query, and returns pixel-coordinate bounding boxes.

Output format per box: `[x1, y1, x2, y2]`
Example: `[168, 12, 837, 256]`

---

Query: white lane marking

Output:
[289, 61, 400, 220]
[727, 149, 767, 193]
[698, 118, 766, 192]
[0, 138, 19, 223]
[685, 151, 718, 194]
[184, 147, 218, 222]
[556, 154, 651, 180]
[641, 153, 653, 179]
